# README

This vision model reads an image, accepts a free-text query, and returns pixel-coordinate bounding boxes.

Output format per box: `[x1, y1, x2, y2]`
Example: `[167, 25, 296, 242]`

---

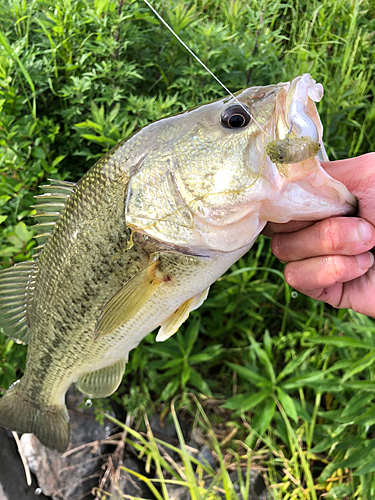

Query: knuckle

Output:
[271, 234, 287, 260]
[317, 219, 341, 253]
[284, 263, 298, 287]
[325, 255, 346, 280]
[364, 152, 375, 163]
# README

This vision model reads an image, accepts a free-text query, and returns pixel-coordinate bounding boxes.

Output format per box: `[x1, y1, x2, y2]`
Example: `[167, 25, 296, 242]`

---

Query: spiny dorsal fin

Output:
[31, 178, 77, 253]
[31, 178, 76, 223]
[0, 260, 36, 344]
[40, 178, 77, 192]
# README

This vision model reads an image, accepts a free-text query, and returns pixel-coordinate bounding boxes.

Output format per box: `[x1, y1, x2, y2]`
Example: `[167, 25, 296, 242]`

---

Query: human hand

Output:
[266, 153, 375, 317]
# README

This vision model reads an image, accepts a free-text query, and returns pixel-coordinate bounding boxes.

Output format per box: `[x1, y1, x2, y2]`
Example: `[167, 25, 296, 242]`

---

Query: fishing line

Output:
[143, 0, 268, 137]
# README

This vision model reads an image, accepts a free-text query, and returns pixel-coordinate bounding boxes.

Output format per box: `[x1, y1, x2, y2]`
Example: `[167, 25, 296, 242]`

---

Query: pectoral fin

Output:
[156, 287, 210, 342]
[77, 358, 127, 398]
[94, 258, 163, 341]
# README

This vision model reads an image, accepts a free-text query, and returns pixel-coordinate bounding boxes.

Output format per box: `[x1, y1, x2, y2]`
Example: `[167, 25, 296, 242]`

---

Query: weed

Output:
[1, 0, 375, 497]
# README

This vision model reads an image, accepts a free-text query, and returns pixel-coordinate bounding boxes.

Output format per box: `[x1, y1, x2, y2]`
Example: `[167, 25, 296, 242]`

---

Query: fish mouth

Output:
[271, 74, 328, 162]
[285, 75, 323, 141]
[260, 74, 357, 220]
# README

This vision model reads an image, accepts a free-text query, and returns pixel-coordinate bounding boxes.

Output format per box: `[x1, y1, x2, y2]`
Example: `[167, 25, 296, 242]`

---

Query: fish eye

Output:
[221, 105, 252, 129]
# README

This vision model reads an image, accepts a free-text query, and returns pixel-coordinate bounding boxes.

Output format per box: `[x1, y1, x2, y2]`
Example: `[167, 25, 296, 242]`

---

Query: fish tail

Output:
[0, 381, 70, 453]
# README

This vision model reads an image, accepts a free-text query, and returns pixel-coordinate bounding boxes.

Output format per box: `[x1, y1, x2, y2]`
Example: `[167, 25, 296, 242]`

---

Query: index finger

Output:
[263, 220, 314, 237]
[271, 217, 375, 262]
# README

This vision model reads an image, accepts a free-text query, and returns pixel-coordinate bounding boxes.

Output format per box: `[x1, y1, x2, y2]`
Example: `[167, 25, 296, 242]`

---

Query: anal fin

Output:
[94, 257, 164, 341]
[156, 287, 210, 342]
[77, 358, 127, 398]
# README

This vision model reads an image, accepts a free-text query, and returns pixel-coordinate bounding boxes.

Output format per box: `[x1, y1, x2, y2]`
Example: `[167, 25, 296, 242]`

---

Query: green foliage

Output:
[121, 247, 375, 498]
[97, 397, 264, 500]
[1, 0, 375, 498]
[145, 318, 223, 400]
[0, 333, 27, 391]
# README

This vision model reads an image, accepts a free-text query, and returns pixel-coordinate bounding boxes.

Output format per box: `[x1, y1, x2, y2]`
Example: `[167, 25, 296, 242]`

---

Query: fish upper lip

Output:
[280, 74, 323, 143]
[347, 198, 359, 215]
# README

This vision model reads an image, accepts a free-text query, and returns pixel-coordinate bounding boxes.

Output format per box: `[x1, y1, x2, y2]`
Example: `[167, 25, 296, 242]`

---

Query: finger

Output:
[265, 153, 375, 239]
[293, 269, 375, 318]
[296, 283, 344, 307]
[271, 217, 375, 262]
[322, 153, 375, 224]
[321, 152, 375, 188]
[295, 283, 344, 307]
[284, 252, 375, 291]
[264, 220, 314, 237]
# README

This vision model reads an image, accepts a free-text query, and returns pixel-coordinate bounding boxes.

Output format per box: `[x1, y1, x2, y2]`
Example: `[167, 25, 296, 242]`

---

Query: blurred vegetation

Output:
[1, 0, 375, 498]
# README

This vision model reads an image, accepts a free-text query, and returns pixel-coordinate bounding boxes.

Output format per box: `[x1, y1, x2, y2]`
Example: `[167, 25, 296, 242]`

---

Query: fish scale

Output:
[0, 75, 356, 452]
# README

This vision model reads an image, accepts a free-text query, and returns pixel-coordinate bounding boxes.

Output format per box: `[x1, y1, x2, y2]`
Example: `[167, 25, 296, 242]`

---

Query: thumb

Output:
[321, 152, 375, 223]
[321, 152, 375, 195]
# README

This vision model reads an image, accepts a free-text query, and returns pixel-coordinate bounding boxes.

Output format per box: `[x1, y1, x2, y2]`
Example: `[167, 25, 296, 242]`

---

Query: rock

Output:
[109, 457, 155, 499]
[11, 392, 269, 500]
[158, 417, 268, 500]
[149, 414, 178, 442]
[0, 427, 50, 500]
[166, 484, 191, 500]
[19, 387, 115, 500]
[226, 470, 268, 500]
[258, 489, 269, 500]
[165, 469, 269, 500]
[196, 445, 217, 469]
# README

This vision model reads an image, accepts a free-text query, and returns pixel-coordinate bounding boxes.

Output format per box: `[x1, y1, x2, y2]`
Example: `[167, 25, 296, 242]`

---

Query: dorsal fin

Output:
[31, 178, 77, 253]
[0, 261, 36, 344]
[31, 178, 76, 223]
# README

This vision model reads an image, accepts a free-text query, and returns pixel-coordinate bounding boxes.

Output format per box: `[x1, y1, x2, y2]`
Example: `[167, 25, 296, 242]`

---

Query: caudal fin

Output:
[0, 381, 70, 453]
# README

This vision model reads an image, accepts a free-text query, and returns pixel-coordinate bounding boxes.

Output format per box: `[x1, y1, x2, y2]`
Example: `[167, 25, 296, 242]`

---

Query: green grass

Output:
[1, 0, 375, 498]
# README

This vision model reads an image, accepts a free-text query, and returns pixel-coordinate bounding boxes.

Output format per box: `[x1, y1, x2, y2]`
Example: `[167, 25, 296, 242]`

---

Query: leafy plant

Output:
[96, 396, 268, 500]
[0, 0, 375, 498]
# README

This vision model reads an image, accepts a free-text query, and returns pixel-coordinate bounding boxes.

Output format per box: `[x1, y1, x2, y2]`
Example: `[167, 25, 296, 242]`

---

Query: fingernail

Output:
[356, 252, 375, 269]
[358, 220, 373, 245]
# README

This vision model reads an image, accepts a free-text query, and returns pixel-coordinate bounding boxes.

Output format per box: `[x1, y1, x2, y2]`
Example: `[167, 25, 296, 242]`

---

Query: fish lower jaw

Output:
[193, 214, 266, 252]
[259, 183, 356, 223]
[259, 155, 357, 223]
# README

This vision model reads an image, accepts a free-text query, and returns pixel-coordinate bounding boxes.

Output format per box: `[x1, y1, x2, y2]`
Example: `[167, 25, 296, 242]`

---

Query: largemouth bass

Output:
[0, 74, 356, 452]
